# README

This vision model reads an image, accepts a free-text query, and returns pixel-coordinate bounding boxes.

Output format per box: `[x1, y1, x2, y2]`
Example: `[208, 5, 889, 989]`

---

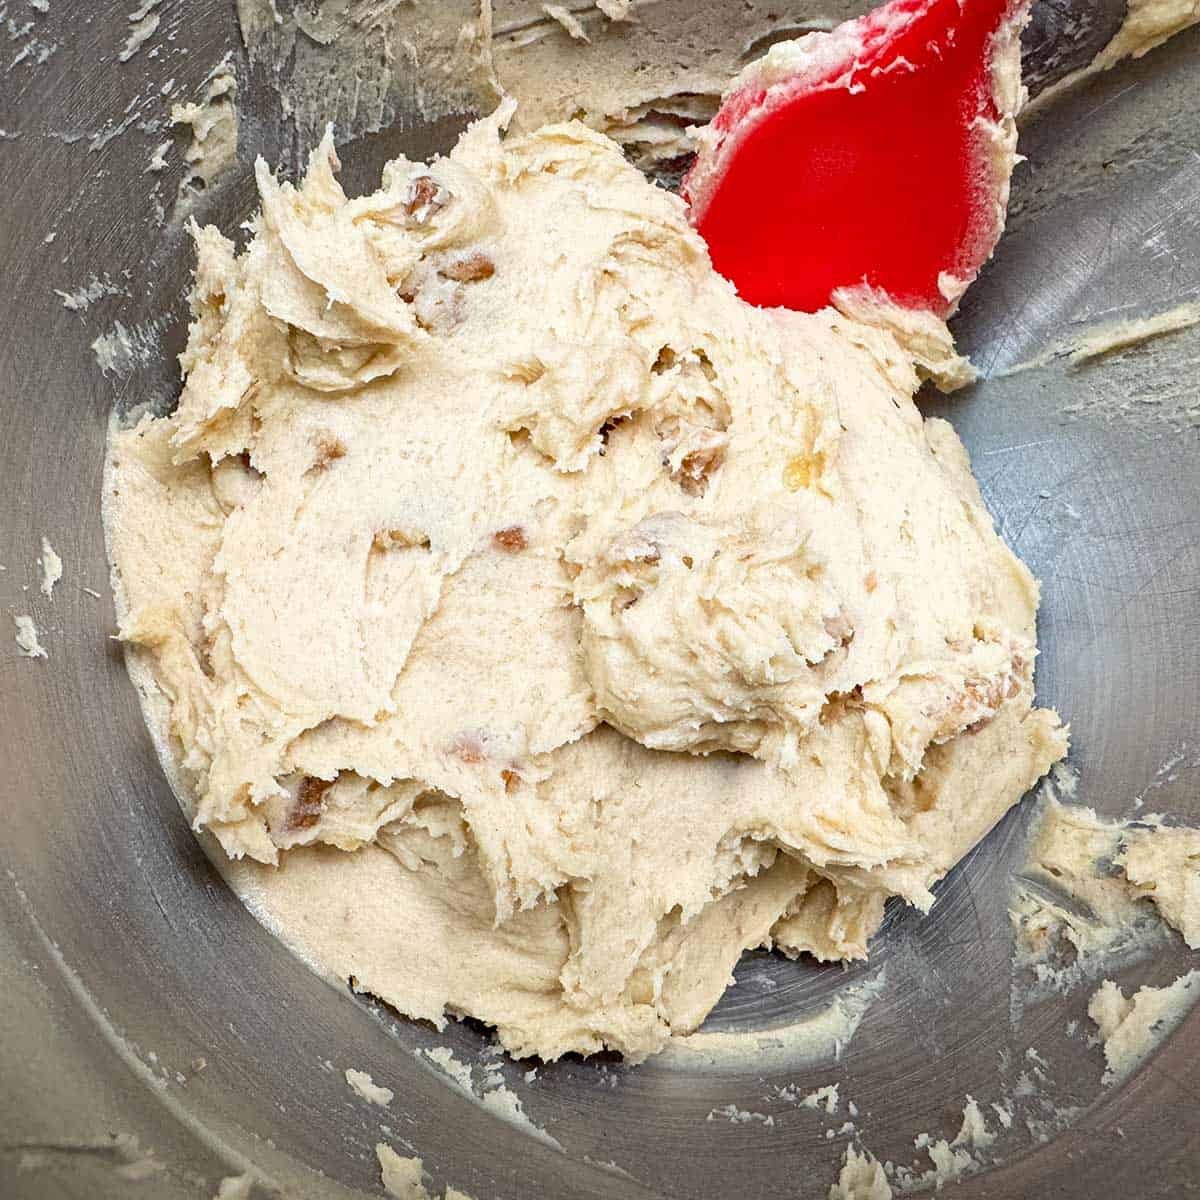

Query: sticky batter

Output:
[106, 96, 1065, 1061]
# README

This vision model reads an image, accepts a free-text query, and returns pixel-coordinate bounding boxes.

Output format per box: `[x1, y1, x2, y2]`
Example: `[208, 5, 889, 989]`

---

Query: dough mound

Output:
[107, 104, 1066, 1062]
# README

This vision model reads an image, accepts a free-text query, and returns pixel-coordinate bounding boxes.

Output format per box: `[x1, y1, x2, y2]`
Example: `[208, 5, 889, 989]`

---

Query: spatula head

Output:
[683, 0, 1029, 317]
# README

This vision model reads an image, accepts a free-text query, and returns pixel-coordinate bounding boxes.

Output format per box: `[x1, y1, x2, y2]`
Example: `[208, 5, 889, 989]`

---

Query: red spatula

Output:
[682, 0, 1028, 317]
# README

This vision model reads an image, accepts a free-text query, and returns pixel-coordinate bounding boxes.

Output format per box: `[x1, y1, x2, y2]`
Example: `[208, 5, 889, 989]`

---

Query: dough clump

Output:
[107, 102, 1066, 1062]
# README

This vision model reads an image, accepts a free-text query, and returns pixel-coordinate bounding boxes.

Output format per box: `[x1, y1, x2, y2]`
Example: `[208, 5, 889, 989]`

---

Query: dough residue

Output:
[828, 1144, 891, 1200]
[213, 1174, 258, 1200]
[171, 56, 240, 216]
[54, 274, 125, 313]
[13, 1133, 163, 1184]
[800, 1083, 840, 1114]
[1012, 792, 1200, 979]
[119, 0, 162, 63]
[375, 1145, 477, 1200]
[419, 1045, 560, 1148]
[1087, 971, 1199, 1084]
[345, 1066, 394, 1108]
[39, 537, 62, 598]
[596, 0, 633, 20]
[1117, 823, 1200, 948]
[661, 969, 888, 1072]
[1028, 0, 1200, 113]
[235, 0, 501, 144]
[91, 317, 168, 379]
[107, 93, 1065, 1063]
[1010, 795, 1200, 1011]
[14, 614, 48, 659]
[1005, 300, 1200, 373]
[542, 4, 590, 43]
[376, 1146, 430, 1200]
[706, 1104, 775, 1127]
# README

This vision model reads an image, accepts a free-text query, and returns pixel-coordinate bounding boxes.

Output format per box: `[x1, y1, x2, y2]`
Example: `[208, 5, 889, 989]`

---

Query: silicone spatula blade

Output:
[682, 0, 1029, 316]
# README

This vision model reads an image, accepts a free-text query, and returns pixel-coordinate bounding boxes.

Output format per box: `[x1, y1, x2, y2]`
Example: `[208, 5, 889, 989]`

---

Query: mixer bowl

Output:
[2, 3, 1199, 1197]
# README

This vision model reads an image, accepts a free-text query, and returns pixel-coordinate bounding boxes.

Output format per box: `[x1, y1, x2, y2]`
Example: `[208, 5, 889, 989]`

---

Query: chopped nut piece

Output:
[372, 528, 429, 551]
[308, 432, 346, 473]
[501, 768, 521, 793]
[493, 526, 527, 553]
[676, 444, 725, 495]
[402, 175, 447, 221]
[935, 669, 1023, 741]
[651, 345, 677, 374]
[286, 775, 334, 831]
[864, 569, 878, 593]
[440, 252, 495, 283]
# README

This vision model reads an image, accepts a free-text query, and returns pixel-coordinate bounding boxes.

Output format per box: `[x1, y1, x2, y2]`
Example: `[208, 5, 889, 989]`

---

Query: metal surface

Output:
[2, 4, 1199, 1198]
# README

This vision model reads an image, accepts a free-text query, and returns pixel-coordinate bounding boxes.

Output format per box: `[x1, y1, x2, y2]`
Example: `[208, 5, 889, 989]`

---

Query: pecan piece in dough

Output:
[307, 432, 346, 473]
[493, 526, 527, 553]
[440, 252, 495, 283]
[403, 176, 447, 221]
[286, 775, 334, 831]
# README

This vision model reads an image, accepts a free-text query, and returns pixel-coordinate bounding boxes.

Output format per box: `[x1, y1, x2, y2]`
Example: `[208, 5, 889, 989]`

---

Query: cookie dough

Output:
[1088, 971, 1199, 1084]
[106, 98, 1065, 1062]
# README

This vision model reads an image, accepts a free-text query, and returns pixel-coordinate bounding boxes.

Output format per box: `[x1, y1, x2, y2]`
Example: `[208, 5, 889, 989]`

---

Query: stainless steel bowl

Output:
[3, 4, 1199, 1197]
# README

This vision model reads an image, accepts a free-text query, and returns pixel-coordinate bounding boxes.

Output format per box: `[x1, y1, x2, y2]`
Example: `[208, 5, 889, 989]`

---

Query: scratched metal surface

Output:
[1, 3, 1198, 1198]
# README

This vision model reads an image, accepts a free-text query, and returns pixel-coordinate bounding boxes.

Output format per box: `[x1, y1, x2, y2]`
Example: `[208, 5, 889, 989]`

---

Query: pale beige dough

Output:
[1088, 971, 1199, 1084]
[106, 99, 1066, 1062]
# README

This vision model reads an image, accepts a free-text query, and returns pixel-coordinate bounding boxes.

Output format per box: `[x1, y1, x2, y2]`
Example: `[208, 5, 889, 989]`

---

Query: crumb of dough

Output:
[1087, 971, 1199, 1084]
[596, 0, 633, 17]
[800, 1083, 840, 1114]
[119, 0, 161, 63]
[828, 1144, 892, 1200]
[419, 1047, 561, 1149]
[706, 1104, 775, 1127]
[39, 537, 62, 598]
[146, 140, 172, 173]
[14, 614, 48, 659]
[542, 4, 590, 42]
[54, 275, 124, 313]
[107, 88, 1065, 1063]
[952, 1096, 995, 1151]
[345, 1067, 394, 1107]
[918, 1139, 975, 1187]
[213, 1174, 256, 1200]
[1117, 824, 1200, 948]
[376, 1146, 430, 1200]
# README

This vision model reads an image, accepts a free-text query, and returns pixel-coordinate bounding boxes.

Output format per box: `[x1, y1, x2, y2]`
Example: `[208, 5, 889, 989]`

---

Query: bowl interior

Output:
[2, 5, 1199, 1198]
